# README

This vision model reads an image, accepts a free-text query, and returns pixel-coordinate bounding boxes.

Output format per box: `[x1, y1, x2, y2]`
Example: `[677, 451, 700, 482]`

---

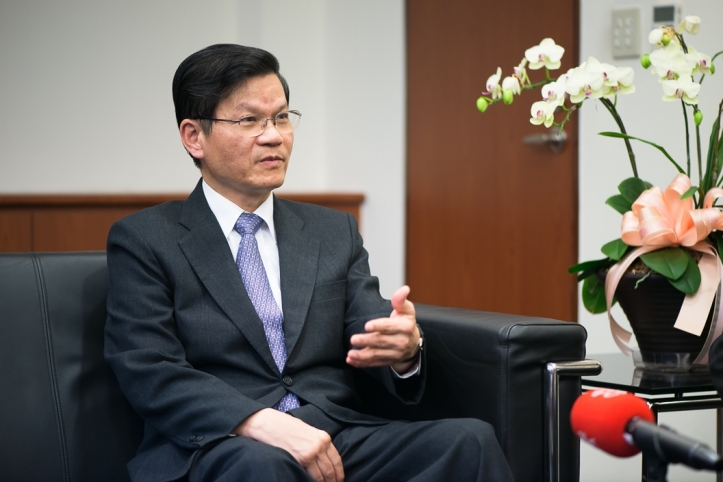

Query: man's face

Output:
[195, 73, 293, 210]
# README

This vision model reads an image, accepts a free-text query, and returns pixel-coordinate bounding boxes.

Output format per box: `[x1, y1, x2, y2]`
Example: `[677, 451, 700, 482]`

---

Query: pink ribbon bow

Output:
[621, 174, 723, 247]
[605, 174, 723, 364]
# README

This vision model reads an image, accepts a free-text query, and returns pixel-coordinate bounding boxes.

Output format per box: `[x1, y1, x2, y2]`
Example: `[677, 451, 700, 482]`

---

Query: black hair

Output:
[172, 44, 290, 168]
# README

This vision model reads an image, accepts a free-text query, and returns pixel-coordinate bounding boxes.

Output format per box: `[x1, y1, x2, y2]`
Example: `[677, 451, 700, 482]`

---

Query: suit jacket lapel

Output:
[274, 197, 319, 360]
[177, 181, 279, 373]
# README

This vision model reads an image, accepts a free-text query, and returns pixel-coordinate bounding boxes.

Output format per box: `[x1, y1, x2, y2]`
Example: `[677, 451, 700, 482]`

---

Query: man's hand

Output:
[346, 285, 419, 373]
[233, 409, 344, 482]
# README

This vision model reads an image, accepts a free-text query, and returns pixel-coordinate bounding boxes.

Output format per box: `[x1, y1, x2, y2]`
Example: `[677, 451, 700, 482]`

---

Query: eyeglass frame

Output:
[195, 110, 302, 137]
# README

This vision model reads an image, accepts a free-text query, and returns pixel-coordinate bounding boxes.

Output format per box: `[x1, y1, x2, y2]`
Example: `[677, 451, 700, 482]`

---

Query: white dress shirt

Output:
[202, 180, 282, 309]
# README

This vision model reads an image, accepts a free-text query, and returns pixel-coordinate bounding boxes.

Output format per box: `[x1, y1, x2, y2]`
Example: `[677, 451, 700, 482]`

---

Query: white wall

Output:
[579, 1, 723, 480]
[0, 0, 405, 297]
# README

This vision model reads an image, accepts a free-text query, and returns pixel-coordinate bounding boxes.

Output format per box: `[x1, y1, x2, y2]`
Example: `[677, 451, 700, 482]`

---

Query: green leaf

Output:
[605, 194, 632, 214]
[714, 231, 723, 258]
[570, 258, 614, 281]
[601, 238, 629, 261]
[582, 275, 607, 314]
[618, 177, 649, 204]
[640, 248, 688, 280]
[668, 255, 701, 294]
[569, 258, 609, 274]
[599, 131, 686, 174]
[680, 186, 698, 200]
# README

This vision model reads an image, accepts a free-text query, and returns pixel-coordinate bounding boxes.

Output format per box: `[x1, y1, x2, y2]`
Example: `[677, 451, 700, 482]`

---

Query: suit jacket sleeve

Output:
[104, 218, 264, 451]
[341, 213, 426, 404]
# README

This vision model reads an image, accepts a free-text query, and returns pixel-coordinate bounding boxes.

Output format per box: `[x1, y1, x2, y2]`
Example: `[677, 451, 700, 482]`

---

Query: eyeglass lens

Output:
[241, 111, 301, 137]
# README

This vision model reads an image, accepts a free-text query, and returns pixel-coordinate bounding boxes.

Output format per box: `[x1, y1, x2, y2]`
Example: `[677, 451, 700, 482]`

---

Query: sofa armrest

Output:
[356, 303, 587, 482]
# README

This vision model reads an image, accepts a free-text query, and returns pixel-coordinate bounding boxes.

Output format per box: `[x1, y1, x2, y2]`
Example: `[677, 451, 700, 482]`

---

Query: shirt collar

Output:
[201, 179, 276, 240]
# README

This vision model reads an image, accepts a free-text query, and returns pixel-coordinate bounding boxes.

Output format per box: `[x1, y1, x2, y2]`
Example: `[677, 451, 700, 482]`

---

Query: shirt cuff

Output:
[390, 353, 422, 378]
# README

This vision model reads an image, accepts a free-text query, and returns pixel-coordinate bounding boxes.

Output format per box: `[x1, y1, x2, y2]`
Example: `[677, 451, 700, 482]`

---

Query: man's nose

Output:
[257, 120, 283, 143]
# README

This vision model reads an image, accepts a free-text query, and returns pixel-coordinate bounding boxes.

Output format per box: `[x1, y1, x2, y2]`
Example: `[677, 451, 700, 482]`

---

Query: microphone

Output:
[571, 389, 723, 470]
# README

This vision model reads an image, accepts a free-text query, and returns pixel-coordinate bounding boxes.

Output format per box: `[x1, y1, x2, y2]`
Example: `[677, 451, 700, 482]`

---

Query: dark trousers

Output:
[188, 418, 514, 482]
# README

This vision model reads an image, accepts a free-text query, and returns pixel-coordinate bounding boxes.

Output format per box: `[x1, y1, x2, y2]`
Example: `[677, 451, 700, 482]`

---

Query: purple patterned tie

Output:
[235, 212, 300, 412]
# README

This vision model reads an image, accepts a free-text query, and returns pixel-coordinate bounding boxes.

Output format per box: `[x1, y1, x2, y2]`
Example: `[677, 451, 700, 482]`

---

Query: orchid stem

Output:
[696, 122, 703, 193]
[600, 97, 638, 178]
[715, 100, 723, 187]
[557, 104, 579, 131]
[682, 101, 691, 178]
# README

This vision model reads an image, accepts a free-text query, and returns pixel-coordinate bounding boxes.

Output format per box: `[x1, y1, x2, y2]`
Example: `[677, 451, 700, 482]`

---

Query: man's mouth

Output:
[259, 156, 284, 164]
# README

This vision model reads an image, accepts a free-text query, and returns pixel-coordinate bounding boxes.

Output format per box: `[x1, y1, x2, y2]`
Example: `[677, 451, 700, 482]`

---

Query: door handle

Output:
[523, 127, 567, 153]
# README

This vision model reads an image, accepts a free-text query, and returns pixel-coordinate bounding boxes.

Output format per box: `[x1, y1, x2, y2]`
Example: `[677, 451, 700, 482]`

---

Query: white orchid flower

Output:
[525, 38, 565, 70]
[676, 15, 701, 35]
[502, 76, 521, 95]
[564, 58, 606, 103]
[648, 28, 665, 46]
[602, 66, 636, 98]
[687, 48, 714, 75]
[661, 76, 701, 104]
[541, 80, 567, 107]
[486, 67, 503, 99]
[649, 43, 696, 80]
[530, 100, 557, 127]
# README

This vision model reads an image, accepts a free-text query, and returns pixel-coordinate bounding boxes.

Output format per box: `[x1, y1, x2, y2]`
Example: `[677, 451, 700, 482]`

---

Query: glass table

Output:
[582, 353, 723, 481]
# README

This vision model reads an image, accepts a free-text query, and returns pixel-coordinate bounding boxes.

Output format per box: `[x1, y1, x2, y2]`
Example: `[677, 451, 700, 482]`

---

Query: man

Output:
[105, 44, 512, 482]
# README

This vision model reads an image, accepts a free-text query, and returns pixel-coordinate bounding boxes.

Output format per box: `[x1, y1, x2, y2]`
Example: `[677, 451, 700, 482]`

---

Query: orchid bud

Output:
[661, 33, 671, 46]
[502, 89, 514, 105]
[711, 63, 716, 74]
[677, 15, 701, 35]
[476, 97, 489, 113]
[694, 110, 703, 126]
[640, 54, 651, 69]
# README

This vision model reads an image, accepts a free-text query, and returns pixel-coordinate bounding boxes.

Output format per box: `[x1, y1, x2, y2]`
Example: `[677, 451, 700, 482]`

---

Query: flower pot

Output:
[611, 270, 713, 372]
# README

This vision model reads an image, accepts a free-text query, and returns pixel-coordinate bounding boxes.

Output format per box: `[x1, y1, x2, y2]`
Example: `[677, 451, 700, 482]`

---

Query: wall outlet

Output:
[612, 6, 641, 59]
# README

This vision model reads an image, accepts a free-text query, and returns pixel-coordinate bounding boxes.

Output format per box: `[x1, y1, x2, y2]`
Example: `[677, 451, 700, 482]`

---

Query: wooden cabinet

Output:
[0, 193, 364, 252]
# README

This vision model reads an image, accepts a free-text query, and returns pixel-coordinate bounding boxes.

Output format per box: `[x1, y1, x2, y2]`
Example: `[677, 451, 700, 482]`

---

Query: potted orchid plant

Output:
[477, 15, 723, 363]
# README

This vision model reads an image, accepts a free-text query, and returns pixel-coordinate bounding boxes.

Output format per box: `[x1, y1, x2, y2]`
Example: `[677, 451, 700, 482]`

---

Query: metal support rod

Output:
[545, 360, 602, 482]
[716, 407, 722, 482]
[642, 396, 723, 481]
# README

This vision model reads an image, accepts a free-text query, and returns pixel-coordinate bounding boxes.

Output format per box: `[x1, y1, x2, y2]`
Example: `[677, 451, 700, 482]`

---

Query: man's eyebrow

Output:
[233, 102, 289, 113]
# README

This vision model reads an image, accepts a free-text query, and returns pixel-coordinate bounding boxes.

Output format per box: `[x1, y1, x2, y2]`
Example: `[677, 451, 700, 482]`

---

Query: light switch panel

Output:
[612, 6, 641, 59]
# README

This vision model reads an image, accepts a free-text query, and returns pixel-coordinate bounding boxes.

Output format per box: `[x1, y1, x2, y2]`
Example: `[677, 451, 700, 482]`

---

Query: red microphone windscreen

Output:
[570, 388, 655, 457]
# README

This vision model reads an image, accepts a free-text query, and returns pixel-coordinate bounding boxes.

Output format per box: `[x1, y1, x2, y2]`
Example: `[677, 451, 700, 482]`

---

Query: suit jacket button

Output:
[282, 375, 293, 386]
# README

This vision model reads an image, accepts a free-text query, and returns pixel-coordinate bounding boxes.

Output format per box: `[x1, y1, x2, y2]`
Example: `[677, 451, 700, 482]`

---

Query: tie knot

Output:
[234, 212, 264, 235]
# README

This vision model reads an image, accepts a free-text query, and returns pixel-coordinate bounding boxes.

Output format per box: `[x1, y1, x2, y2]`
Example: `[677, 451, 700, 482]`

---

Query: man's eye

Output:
[239, 116, 258, 124]
[276, 112, 290, 122]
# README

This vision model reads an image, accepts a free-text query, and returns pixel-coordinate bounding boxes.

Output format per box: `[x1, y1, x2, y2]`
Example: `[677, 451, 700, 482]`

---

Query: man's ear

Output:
[179, 119, 206, 160]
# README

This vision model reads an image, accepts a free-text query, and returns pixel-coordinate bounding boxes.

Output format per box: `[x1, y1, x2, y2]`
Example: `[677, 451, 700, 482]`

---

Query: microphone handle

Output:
[627, 417, 723, 471]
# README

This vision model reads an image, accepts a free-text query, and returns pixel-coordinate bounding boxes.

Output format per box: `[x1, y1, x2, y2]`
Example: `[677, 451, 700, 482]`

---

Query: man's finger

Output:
[327, 444, 345, 481]
[303, 460, 324, 482]
[390, 285, 412, 314]
[351, 330, 410, 349]
[346, 347, 404, 367]
[316, 454, 340, 482]
[363, 316, 415, 335]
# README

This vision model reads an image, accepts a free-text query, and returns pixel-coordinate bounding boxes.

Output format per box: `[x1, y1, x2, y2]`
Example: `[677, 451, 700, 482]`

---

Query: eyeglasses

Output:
[197, 110, 302, 137]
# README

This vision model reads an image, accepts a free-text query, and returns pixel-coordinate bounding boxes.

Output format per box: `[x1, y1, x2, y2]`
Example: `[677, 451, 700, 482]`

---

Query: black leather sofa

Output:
[0, 252, 589, 482]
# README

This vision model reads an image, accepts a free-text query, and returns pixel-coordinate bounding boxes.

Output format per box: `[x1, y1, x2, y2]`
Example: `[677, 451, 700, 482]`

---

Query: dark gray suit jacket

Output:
[104, 180, 425, 482]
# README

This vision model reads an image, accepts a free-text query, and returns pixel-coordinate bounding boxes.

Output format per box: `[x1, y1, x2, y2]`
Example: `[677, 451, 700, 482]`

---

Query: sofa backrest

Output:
[0, 252, 143, 482]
